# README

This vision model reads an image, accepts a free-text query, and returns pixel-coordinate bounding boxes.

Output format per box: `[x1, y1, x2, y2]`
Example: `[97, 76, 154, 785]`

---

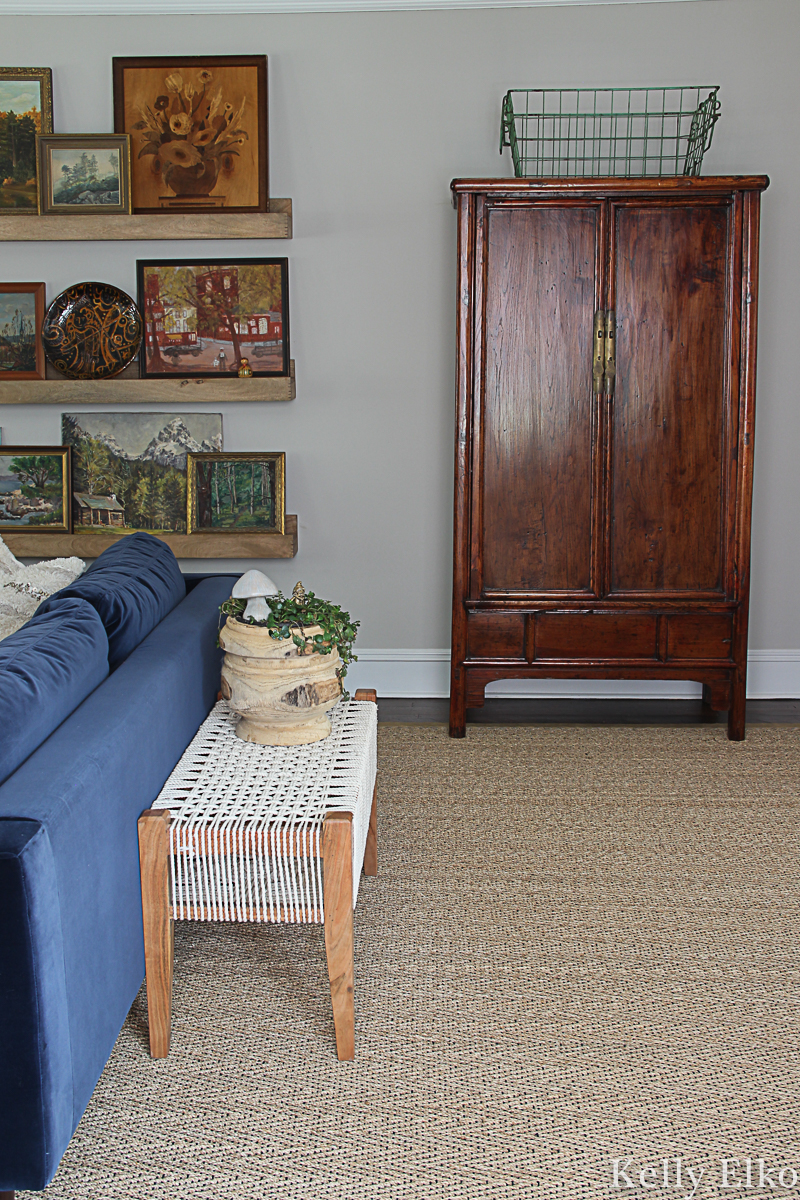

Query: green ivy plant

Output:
[219, 581, 359, 692]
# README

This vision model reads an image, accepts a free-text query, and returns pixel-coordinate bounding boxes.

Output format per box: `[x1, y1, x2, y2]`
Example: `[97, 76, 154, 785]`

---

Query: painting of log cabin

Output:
[137, 258, 289, 378]
[73, 492, 125, 527]
[187, 452, 284, 535]
[62, 411, 222, 535]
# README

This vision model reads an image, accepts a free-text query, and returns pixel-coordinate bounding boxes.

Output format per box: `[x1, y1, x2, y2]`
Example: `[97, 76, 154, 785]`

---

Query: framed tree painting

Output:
[36, 134, 132, 215]
[137, 257, 289, 378]
[0, 283, 46, 379]
[0, 446, 70, 532]
[112, 55, 267, 214]
[187, 452, 284, 535]
[0, 68, 53, 213]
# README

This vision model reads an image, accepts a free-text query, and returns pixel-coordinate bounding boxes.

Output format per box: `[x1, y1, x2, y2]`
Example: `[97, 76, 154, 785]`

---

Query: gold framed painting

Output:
[0, 446, 71, 532]
[187, 452, 285, 535]
[112, 55, 268, 214]
[36, 134, 132, 215]
[0, 68, 53, 213]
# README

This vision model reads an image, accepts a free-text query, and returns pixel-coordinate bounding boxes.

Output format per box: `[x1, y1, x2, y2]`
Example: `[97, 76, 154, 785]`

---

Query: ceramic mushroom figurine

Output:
[232, 569, 279, 622]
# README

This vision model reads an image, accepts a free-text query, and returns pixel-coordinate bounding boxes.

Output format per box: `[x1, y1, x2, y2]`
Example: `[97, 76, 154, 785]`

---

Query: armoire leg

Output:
[727, 676, 747, 741]
[449, 670, 467, 738]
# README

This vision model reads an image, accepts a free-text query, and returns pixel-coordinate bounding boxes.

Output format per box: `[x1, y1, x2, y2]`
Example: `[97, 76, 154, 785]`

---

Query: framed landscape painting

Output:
[0, 283, 45, 379]
[137, 257, 289, 378]
[62, 411, 222, 535]
[0, 446, 70, 532]
[0, 68, 53, 213]
[112, 55, 268, 214]
[36, 134, 132, 215]
[187, 452, 284, 535]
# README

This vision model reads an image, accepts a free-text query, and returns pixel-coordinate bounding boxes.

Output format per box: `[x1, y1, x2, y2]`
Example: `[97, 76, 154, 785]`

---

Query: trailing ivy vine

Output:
[219, 581, 359, 693]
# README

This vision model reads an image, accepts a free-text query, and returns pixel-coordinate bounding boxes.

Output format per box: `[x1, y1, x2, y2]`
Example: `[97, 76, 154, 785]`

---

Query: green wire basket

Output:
[500, 86, 721, 178]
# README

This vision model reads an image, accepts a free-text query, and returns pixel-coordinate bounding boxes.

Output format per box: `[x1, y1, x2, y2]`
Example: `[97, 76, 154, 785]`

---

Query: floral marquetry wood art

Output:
[113, 56, 268, 214]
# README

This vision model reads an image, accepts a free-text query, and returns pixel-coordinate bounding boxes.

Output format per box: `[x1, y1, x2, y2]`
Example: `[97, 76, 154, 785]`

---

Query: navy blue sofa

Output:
[0, 533, 236, 1193]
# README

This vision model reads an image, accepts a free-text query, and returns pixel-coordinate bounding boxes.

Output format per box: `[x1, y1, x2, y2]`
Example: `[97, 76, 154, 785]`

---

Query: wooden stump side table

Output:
[138, 690, 378, 1062]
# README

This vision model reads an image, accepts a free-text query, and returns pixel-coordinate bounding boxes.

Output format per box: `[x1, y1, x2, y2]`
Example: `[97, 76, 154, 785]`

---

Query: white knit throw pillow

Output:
[0, 536, 86, 642]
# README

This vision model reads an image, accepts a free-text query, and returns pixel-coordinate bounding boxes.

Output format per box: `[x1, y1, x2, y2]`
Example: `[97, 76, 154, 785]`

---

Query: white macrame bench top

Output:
[153, 698, 377, 923]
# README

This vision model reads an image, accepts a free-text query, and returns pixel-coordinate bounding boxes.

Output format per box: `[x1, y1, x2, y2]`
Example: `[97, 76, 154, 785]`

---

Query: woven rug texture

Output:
[21, 723, 800, 1200]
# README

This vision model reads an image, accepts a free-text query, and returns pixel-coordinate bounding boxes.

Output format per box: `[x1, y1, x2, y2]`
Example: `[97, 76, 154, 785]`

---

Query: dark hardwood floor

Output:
[377, 697, 800, 725]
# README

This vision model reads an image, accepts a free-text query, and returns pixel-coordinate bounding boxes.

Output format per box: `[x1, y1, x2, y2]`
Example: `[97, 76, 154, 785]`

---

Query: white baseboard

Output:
[347, 649, 800, 700]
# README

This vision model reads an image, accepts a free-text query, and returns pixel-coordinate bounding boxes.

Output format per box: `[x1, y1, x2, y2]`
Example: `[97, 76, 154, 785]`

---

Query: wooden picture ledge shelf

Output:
[2, 515, 298, 560]
[0, 199, 292, 241]
[0, 361, 295, 404]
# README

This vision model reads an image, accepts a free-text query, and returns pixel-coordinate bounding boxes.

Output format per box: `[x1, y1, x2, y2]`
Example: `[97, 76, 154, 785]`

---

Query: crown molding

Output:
[0, 0, 714, 14]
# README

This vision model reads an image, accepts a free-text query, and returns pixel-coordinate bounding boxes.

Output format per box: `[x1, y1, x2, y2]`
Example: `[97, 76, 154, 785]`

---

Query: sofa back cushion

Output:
[37, 533, 186, 670]
[0, 598, 109, 786]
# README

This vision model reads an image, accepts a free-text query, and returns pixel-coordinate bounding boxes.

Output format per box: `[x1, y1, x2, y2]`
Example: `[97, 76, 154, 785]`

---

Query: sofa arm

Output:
[0, 820, 73, 1192]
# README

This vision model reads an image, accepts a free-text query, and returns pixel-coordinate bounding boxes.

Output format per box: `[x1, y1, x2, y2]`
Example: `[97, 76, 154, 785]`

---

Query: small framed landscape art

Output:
[0, 283, 46, 379]
[0, 68, 53, 213]
[112, 55, 268, 214]
[187, 452, 285, 535]
[36, 134, 132, 215]
[0, 446, 71, 532]
[137, 257, 289, 378]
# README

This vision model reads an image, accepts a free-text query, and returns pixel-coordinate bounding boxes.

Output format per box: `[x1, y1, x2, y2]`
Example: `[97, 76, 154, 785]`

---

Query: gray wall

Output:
[2, 1, 798, 683]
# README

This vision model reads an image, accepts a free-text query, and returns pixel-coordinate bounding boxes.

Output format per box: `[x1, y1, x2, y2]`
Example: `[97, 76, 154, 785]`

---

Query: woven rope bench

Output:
[137, 689, 378, 1062]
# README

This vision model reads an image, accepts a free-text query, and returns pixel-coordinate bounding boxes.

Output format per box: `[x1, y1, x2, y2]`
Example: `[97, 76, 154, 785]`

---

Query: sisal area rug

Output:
[22, 724, 800, 1200]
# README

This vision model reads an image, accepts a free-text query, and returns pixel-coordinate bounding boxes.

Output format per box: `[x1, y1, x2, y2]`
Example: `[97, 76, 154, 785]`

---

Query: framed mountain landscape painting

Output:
[62, 411, 222, 535]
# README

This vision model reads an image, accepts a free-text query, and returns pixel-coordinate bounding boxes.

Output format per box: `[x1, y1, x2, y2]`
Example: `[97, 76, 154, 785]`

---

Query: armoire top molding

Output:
[0, 0, 719, 13]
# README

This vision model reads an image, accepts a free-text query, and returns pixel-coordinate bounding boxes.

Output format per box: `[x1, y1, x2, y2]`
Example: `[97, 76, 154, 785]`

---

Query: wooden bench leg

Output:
[323, 811, 354, 1061]
[353, 688, 378, 877]
[138, 808, 173, 1059]
[363, 783, 378, 876]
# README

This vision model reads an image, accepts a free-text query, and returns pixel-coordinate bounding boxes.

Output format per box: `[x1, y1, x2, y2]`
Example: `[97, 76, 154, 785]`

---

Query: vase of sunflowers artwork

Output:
[134, 69, 246, 200]
[113, 56, 268, 213]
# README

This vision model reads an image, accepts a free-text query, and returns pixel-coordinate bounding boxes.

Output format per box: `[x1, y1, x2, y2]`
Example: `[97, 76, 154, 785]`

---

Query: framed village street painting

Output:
[0, 446, 70, 532]
[62, 411, 221, 535]
[187, 452, 285, 535]
[112, 55, 267, 214]
[0, 68, 53, 213]
[36, 134, 132, 215]
[0, 283, 46, 379]
[137, 257, 289, 378]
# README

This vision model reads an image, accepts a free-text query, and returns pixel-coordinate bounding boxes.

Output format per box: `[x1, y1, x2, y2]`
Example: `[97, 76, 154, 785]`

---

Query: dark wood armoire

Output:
[449, 176, 769, 740]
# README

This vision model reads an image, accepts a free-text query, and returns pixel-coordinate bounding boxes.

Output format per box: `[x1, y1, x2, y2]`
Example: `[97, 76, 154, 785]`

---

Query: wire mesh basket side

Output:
[500, 86, 721, 178]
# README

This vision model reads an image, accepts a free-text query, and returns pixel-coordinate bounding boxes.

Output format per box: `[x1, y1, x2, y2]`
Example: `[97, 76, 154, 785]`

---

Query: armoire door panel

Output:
[480, 204, 600, 594]
[609, 202, 730, 594]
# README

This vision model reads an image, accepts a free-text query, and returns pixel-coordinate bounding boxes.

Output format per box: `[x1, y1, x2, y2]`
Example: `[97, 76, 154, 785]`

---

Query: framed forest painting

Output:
[137, 257, 289, 378]
[0, 68, 53, 213]
[187, 452, 284, 535]
[113, 55, 267, 214]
